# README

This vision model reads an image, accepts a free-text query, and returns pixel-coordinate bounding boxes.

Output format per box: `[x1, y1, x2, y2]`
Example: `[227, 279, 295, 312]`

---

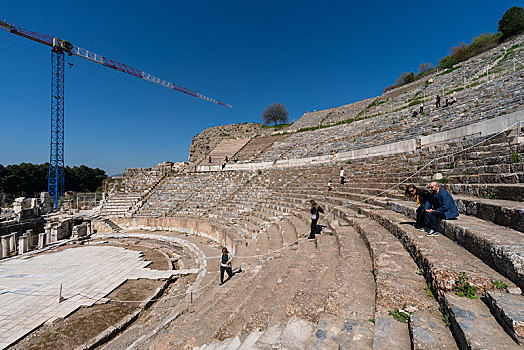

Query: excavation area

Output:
[1, 233, 209, 349]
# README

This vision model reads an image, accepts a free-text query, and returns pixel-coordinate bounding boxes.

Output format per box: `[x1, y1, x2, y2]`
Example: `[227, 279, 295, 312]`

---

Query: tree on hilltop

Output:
[498, 6, 524, 41]
[418, 63, 434, 74]
[395, 72, 415, 85]
[262, 103, 289, 126]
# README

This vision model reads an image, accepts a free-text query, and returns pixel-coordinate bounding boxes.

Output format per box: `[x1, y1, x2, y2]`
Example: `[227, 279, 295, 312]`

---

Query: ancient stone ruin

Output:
[1, 32, 524, 350]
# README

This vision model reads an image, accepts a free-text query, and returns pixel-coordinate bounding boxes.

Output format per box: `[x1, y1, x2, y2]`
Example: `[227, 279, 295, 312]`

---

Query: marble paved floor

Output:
[0, 245, 174, 349]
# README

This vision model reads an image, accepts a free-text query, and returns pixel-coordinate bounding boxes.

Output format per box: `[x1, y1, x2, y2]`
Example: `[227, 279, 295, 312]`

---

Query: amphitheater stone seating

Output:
[249, 34, 524, 164]
[203, 138, 251, 165]
[97, 34, 524, 349]
[287, 96, 376, 132]
[100, 168, 163, 218]
[233, 134, 289, 163]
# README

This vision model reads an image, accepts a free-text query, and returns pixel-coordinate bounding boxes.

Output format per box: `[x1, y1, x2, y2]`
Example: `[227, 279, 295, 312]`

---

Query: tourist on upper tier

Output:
[435, 95, 440, 108]
[340, 167, 345, 185]
[450, 97, 457, 105]
[412, 110, 418, 118]
[404, 184, 431, 229]
[225, 156, 229, 163]
[444, 98, 449, 107]
[219, 247, 233, 285]
[423, 181, 459, 237]
[419, 102, 424, 114]
[327, 180, 332, 192]
[208, 155, 212, 163]
[309, 200, 324, 239]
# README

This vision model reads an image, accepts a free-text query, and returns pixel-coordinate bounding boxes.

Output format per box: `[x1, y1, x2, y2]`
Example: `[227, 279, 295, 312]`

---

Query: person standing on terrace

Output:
[423, 181, 459, 236]
[340, 167, 345, 185]
[436, 95, 441, 108]
[309, 200, 324, 239]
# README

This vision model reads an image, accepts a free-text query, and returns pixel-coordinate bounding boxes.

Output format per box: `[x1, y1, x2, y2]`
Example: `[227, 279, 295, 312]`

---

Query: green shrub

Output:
[408, 99, 422, 107]
[492, 280, 508, 290]
[439, 55, 458, 69]
[454, 272, 478, 299]
[425, 283, 435, 299]
[511, 149, 521, 163]
[389, 309, 410, 323]
[396, 72, 415, 85]
[498, 6, 524, 41]
[469, 33, 498, 56]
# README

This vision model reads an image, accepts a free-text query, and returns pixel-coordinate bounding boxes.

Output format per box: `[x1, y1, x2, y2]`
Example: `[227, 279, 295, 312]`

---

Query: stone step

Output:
[267, 224, 283, 251]
[345, 213, 456, 349]
[444, 292, 519, 349]
[485, 290, 524, 345]
[278, 219, 298, 246]
[313, 219, 375, 349]
[367, 208, 519, 296]
[213, 235, 337, 346]
[211, 249, 304, 343]
[390, 200, 524, 290]
[254, 229, 269, 257]
[454, 195, 524, 232]
[445, 183, 524, 202]
[173, 254, 288, 345]
[254, 323, 284, 348]
[447, 172, 523, 184]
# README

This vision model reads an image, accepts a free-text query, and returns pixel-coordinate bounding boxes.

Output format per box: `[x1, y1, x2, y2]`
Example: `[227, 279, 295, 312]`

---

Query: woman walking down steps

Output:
[309, 200, 324, 239]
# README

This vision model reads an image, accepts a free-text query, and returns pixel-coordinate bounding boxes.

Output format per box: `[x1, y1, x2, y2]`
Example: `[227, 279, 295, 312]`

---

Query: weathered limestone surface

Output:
[390, 200, 524, 290]
[189, 123, 272, 164]
[445, 293, 519, 350]
[485, 291, 524, 344]
[0, 246, 177, 349]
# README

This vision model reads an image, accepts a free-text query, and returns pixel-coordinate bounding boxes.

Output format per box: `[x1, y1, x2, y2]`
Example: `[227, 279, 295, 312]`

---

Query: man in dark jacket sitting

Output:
[423, 181, 459, 236]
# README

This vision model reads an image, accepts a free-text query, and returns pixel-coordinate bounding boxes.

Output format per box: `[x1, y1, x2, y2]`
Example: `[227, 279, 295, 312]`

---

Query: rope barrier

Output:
[316, 119, 524, 225]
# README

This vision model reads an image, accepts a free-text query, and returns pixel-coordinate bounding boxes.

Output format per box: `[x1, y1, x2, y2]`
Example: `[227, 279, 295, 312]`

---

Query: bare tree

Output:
[262, 103, 289, 126]
[418, 63, 434, 74]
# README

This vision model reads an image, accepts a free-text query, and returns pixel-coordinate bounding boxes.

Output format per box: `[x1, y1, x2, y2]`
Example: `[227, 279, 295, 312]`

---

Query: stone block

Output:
[373, 313, 411, 350]
[9, 233, 16, 253]
[485, 290, 524, 344]
[38, 233, 47, 249]
[279, 317, 314, 350]
[445, 292, 517, 349]
[18, 236, 28, 255]
[1, 236, 10, 257]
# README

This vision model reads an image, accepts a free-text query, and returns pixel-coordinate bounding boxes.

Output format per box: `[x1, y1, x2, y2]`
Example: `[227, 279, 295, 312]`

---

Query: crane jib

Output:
[1, 19, 231, 108]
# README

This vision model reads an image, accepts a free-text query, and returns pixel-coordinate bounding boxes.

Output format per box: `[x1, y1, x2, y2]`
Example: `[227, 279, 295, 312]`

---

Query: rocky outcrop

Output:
[188, 123, 272, 164]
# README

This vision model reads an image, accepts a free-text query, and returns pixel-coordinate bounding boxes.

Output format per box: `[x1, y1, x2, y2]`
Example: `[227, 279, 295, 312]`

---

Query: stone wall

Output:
[196, 110, 523, 172]
[112, 217, 238, 255]
[188, 123, 272, 164]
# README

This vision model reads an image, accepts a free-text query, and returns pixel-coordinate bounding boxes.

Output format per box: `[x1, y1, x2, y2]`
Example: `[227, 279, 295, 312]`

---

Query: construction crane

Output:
[0, 19, 231, 207]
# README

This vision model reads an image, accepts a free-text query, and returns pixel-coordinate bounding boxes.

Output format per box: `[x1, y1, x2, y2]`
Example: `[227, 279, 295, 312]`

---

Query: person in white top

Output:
[340, 167, 345, 185]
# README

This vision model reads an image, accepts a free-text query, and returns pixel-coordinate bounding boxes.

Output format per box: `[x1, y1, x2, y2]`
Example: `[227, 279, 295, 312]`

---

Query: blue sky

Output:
[0, 1, 518, 175]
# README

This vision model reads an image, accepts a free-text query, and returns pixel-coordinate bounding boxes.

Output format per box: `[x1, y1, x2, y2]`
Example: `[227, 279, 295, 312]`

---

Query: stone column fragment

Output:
[38, 233, 47, 249]
[1, 236, 9, 257]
